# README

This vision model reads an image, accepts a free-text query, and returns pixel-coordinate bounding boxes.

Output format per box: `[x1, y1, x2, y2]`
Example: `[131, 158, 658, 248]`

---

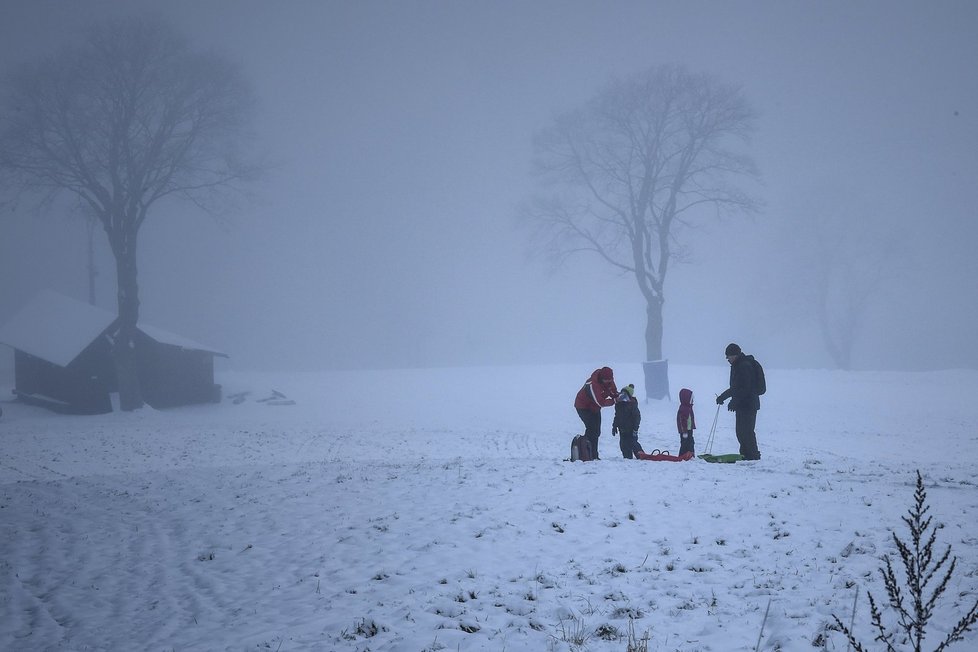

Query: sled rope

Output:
[704, 402, 721, 455]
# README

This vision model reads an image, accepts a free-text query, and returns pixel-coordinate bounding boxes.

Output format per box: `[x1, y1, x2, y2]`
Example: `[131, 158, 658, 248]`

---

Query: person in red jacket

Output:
[574, 366, 618, 460]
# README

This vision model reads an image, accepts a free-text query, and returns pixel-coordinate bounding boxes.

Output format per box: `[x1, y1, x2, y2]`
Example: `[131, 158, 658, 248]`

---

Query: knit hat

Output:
[623, 384, 635, 397]
[724, 343, 742, 357]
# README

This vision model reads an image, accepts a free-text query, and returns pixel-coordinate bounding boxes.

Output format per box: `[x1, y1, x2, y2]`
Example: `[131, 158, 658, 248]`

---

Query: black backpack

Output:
[753, 358, 767, 396]
[571, 435, 594, 462]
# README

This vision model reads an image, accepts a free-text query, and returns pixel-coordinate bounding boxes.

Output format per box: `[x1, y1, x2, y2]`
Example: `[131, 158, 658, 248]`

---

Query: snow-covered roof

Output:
[137, 323, 227, 359]
[0, 290, 114, 367]
[0, 290, 227, 367]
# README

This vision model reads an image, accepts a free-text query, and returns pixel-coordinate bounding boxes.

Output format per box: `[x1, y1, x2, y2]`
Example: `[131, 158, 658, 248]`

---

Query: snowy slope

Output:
[1, 363, 976, 651]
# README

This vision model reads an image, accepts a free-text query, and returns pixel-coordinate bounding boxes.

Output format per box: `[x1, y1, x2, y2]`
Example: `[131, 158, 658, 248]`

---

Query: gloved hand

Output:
[716, 396, 724, 405]
[728, 399, 737, 412]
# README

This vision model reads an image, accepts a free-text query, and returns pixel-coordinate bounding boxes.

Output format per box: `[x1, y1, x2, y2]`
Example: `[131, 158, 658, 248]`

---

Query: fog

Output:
[2, 0, 976, 375]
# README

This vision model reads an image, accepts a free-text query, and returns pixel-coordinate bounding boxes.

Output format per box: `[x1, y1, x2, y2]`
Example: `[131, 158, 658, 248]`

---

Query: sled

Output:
[698, 453, 744, 464]
[227, 390, 250, 405]
[635, 449, 693, 462]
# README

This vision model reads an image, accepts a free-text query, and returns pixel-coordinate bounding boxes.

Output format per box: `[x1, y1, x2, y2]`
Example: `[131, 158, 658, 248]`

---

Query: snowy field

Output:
[1, 362, 977, 651]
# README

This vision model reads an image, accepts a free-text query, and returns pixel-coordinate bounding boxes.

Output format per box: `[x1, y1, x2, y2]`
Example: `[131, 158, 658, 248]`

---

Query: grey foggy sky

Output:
[1, 0, 977, 373]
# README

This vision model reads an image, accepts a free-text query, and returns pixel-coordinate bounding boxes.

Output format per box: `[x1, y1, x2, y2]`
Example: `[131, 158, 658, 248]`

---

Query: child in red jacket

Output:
[677, 388, 696, 457]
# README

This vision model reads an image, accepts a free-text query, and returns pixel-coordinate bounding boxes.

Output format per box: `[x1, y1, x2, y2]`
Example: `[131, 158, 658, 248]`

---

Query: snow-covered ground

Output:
[1, 363, 977, 651]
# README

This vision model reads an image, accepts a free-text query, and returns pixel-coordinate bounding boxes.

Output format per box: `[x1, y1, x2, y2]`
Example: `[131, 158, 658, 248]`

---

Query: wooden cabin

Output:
[0, 290, 227, 414]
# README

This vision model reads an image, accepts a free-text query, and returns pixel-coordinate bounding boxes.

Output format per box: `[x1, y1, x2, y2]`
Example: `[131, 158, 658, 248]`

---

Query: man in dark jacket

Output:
[716, 343, 761, 460]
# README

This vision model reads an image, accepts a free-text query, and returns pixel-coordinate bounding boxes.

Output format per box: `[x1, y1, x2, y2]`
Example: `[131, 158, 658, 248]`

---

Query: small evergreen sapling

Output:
[834, 471, 978, 651]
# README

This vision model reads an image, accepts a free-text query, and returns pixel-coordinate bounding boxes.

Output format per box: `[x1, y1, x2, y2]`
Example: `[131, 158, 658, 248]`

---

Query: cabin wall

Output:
[137, 337, 221, 409]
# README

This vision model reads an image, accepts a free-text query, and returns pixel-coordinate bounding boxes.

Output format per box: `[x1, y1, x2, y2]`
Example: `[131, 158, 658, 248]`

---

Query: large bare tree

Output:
[0, 17, 258, 410]
[526, 65, 758, 392]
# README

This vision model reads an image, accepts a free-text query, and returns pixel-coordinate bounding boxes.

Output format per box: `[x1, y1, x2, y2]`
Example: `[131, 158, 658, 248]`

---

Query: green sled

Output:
[698, 453, 744, 464]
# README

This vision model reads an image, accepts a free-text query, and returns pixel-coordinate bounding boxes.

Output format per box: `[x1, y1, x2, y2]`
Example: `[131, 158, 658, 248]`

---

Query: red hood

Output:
[679, 388, 693, 406]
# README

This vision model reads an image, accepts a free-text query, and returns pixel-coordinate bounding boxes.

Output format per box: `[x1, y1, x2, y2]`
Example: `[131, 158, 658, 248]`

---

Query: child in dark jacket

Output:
[677, 388, 696, 456]
[612, 384, 642, 458]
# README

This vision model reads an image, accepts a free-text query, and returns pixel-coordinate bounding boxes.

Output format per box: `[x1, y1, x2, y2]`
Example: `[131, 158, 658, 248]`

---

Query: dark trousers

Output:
[576, 408, 602, 459]
[619, 430, 638, 459]
[679, 431, 695, 456]
[735, 409, 761, 460]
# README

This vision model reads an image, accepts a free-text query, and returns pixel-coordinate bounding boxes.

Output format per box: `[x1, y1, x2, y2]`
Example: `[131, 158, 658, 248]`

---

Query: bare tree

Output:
[0, 17, 259, 410]
[771, 187, 903, 370]
[525, 64, 758, 384]
[810, 215, 891, 370]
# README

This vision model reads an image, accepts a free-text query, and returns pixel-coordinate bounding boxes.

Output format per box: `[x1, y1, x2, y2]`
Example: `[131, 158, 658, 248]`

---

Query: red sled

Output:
[635, 449, 694, 462]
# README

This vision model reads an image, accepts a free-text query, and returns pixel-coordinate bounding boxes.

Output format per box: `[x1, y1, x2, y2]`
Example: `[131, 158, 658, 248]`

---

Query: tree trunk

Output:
[644, 297, 664, 362]
[86, 217, 98, 306]
[816, 279, 854, 370]
[111, 229, 144, 411]
[643, 297, 670, 400]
